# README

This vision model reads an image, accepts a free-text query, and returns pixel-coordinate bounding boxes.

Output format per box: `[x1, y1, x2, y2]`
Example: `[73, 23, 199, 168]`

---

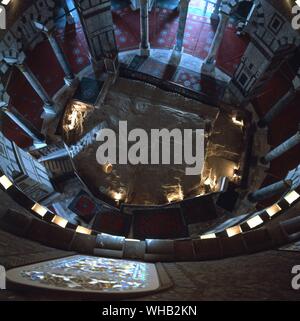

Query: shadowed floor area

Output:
[1, 229, 300, 301]
[0, 190, 299, 301]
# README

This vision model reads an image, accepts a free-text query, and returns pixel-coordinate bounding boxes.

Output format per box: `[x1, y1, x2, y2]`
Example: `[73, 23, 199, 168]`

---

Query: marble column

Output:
[61, 0, 75, 25]
[17, 63, 57, 118]
[139, 0, 150, 57]
[48, 32, 76, 86]
[258, 73, 300, 128]
[174, 0, 190, 52]
[4, 52, 56, 119]
[201, 11, 230, 74]
[34, 22, 76, 87]
[211, 0, 222, 21]
[37, 148, 69, 162]
[261, 124, 300, 164]
[236, 2, 256, 36]
[131, 0, 154, 11]
[248, 179, 292, 203]
[170, 0, 190, 65]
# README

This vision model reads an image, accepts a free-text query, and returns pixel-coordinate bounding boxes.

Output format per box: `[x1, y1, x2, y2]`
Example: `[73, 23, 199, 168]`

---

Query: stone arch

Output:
[0, 1, 57, 138]
[0, 0, 56, 76]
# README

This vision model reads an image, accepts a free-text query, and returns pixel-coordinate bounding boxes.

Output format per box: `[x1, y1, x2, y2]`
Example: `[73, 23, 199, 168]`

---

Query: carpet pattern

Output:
[125, 54, 227, 102]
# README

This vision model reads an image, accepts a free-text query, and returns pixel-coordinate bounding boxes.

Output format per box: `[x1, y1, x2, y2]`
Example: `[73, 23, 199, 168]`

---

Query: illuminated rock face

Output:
[68, 80, 206, 205]
[62, 78, 246, 206]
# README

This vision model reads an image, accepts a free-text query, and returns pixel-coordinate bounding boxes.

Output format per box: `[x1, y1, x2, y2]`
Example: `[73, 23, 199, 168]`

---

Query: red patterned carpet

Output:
[4, 7, 248, 148]
[3, 6, 299, 194]
[113, 7, 248, 74]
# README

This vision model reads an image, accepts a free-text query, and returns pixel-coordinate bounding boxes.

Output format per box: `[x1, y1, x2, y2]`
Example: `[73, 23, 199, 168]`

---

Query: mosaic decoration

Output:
[7, 255, 160, 293]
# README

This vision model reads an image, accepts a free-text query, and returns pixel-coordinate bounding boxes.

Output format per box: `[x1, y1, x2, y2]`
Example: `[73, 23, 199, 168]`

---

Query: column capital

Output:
[0, 90, 10, 108]
[219, 11, 230, 20]
[3, 50, 26, 66]
[16, 64, 27, 73]
[33, 21, 55, 37]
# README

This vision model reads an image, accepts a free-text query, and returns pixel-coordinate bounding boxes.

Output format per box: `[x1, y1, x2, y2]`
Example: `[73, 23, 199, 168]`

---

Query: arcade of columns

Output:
[0, 0, 299, 204]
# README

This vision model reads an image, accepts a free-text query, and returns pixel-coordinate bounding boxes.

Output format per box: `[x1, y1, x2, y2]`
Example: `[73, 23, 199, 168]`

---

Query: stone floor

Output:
[1, 232, 300, 301]
[0, 191, 299, 301]
[137, 251, 300, 301]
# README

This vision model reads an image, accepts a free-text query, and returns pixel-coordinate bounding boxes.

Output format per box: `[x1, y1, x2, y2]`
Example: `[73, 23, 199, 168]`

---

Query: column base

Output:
[236, 22, 246, 37]
[259, 157, 269, 166]
[139, 44, 151, 57]
[95, 73, 116, 108]
[201, 60, 216, 75]
[247, 193, 257, 203]
[210, 12, 220, 22]
[90, 58, 105, 78]
[66, 14, 75, 25]
[41, 104, 57, 120]
[30, 141, 47, 151]
[104, 57, 119, 74]
[64, 76, 78, 87]
[257, 119, 268, 128]
[169, 46, 183, 66]
[37, 148, 70, 162]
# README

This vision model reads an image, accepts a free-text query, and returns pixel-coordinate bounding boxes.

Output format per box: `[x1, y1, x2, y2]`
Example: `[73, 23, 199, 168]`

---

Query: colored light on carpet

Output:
[6, 255, 160, 294]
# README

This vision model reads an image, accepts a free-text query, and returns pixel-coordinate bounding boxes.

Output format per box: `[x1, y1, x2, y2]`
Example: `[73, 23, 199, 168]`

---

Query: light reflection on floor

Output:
[7, 255, 160, 293]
